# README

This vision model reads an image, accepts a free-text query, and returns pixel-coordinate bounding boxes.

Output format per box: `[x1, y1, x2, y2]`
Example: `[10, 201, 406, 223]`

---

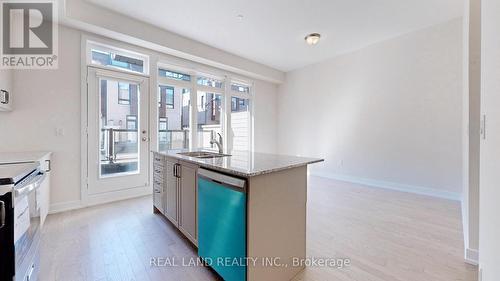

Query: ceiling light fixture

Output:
[236, 14, 244, 20]
[305, 33, 321, 45]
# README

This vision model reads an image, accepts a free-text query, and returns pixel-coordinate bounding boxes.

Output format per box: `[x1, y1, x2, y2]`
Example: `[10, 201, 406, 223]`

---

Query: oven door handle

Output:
[0, 201, 5, 229]
[14, 172, 46, 197]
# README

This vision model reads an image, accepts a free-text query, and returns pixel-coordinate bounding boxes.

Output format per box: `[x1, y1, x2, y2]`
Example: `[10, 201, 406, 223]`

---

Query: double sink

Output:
[177, 151, 231, 159]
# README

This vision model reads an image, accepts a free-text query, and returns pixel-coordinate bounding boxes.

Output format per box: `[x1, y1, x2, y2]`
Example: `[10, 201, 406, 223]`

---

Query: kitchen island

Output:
[152, 150, 323, 281]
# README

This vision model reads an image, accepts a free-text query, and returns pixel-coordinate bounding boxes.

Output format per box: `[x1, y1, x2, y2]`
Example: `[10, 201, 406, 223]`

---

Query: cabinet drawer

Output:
[153, 154, 164, 163]
[153, 164, 164, 176]
[153, 178, 163, 187]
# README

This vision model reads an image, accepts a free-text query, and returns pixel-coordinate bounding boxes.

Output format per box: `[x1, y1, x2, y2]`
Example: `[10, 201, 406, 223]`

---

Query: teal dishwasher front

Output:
[197, 168, 247, 281]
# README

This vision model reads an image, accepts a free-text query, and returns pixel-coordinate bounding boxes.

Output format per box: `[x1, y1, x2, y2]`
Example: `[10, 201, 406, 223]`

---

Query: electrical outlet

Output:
[338, 159, 344, 168]
[55, 127, 65, 136]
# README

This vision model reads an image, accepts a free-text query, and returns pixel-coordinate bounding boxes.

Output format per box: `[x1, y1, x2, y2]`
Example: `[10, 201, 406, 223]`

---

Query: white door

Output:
[87, 67, 150, 195]
[480, 0, 500, 279]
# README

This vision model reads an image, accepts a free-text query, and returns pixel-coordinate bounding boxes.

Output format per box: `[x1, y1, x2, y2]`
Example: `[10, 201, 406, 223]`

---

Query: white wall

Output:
[277, 18, 463, 199]
[0, 25, 279, 208]
[253, 80, 278, 154]
[479, 0, 500, 279]
[0, 26, 82, 205]
[0, 69, 13, 94]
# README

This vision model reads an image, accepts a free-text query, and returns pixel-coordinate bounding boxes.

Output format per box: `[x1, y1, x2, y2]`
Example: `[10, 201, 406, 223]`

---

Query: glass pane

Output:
[231, 83, 250, 93]
[99, 79, 140, 177]
[197, 76, 224, 89]
[158, 85, 190, 151]
[158, 68, 191, 81]
[91, 50, 144, 73]
[197, 91, 222, 149]
[159, 85, 174, 109]
[231, 97, 250, 151]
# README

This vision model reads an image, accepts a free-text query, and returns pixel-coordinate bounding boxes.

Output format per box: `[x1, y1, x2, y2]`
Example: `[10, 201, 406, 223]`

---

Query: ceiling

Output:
[86, 0, 463, 72]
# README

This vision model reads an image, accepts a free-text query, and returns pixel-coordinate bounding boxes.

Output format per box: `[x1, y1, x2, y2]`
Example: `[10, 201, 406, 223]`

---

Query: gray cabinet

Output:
[164, 159, 178, 225]
[179, 161, 198, 245]
[152, 153, 198, 246]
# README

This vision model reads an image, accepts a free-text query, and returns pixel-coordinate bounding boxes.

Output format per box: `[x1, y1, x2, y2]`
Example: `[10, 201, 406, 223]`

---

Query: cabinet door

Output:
[179, 162, 197, 245]
[164, 159, 178, 226]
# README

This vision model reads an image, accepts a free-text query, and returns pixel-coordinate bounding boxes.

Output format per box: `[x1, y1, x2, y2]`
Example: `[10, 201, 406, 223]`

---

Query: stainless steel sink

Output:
[177, 151, 231, 159]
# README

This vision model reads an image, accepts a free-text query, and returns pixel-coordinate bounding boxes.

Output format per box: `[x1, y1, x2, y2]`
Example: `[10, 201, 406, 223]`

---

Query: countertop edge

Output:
[0, 151, 52, 164]
[152, 151, 324, 178]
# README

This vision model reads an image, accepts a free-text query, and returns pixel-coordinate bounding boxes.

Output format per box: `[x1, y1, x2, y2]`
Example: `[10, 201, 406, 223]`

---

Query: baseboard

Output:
[49, 200, 82, 214]
[465, 248, 479, 265]
[311, 172, 461, 201]
[86, 186, 151, 207]
[49, 186, 151, 214]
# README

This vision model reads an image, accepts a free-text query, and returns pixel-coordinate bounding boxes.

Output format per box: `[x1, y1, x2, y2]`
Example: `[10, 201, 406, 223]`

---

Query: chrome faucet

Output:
[210, 133, 223, 154]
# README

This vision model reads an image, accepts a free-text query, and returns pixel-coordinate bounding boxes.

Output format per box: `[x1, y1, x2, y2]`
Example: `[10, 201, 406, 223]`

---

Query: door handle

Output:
[0, 90, 9, 104]
[173, 164, 181, 178]
[45, 159, 51, 172]
[0, 201, 5, 229]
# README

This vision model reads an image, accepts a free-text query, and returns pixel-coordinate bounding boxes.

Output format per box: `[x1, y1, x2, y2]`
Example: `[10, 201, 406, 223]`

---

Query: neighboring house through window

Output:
[118, 83, 130, 105]
[159, 85, 175, 109]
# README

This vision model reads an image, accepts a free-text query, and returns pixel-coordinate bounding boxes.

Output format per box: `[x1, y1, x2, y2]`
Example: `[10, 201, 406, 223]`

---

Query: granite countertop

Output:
[0, 151, 52, 164]
[153, 149, 324, 178]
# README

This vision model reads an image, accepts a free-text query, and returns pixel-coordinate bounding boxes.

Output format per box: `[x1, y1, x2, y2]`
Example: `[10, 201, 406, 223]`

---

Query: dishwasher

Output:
[197, 168, 247, 281]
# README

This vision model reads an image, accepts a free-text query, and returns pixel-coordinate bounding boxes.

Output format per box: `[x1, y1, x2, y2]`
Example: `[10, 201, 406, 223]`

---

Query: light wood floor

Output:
[39, 176, 477, 281]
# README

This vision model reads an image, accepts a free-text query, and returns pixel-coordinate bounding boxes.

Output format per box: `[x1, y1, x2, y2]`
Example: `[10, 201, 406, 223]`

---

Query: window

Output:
[197, 91, 222, 149]
[231, 83, 250, 93]
[118, 83, 130, 105]
[159, 117, 167, 131]
[126, 115, 137, 130]
[231, 97, 249, 112]
[91, 50, 145, 73]
[159, 85, 174, 109]
[230, 81, 251, 151]
[156, 63, 254, 152]
[197, 76, 224, 88]
[158, 85, 191, 152]
[88, 41, 149, 74]
[230, 97, 250, 151]
[159, 69, 191, 81]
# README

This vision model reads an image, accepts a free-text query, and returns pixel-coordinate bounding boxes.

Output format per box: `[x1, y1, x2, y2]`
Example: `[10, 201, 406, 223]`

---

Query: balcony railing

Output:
[101, 128, 138, 164]
[159, 129, 189, 151]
